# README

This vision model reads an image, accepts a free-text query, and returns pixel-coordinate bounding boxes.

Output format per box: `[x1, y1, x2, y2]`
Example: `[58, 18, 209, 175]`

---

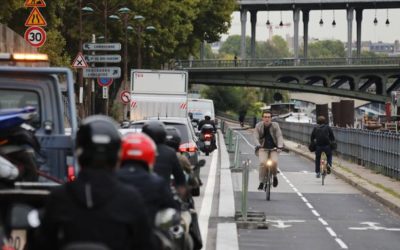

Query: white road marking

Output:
[306, 203, 314, 209]
[318, 218, 328, 226]
[335, 238, 349, 249]
[265, 219, 305, 229]
[311, 209, 320, 217]
[349, 222, 400, 231]
[279, 171, 348, 249]
[199, 149, 219, 248]
[326, 227, 337, 237]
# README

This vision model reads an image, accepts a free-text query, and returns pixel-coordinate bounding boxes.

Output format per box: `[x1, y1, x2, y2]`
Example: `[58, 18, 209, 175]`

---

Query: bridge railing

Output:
[279, 121, 400, 180]
[176, 57, 400, 68]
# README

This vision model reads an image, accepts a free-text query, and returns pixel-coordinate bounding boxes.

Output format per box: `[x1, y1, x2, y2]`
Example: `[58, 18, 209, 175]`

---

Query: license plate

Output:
[205, 141, 211, 146]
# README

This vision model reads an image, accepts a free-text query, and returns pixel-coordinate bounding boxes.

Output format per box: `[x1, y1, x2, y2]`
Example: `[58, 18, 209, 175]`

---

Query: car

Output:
[129, 117, 201, 167]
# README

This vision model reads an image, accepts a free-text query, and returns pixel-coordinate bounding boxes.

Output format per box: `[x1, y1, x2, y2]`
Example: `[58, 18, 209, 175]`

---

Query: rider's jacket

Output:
[254, 121, 284, 149]
[154, 144, 186, 187]
[117, 161, 179, 221]
[36, 168, 154, 250]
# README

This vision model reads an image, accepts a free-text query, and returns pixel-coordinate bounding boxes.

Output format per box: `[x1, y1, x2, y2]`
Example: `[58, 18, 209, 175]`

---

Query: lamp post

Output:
[82, 1, 122, 116]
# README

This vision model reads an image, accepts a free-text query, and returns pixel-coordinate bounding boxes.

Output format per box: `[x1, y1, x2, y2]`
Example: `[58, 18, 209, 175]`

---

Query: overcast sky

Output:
[223, 9, 400, 43]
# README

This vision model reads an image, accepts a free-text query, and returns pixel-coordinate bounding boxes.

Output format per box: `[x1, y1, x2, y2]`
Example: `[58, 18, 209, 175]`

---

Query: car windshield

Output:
[0, 89, 41, 128]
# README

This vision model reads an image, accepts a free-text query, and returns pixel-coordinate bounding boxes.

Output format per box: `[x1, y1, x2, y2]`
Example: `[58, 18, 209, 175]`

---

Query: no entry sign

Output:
[120, 90, 130, 104]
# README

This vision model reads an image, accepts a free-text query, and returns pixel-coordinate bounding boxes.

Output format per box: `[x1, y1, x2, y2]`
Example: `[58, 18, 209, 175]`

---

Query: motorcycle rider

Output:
[36, 115, 154, 250]
[141, 120, 186, 195]
[197, 112, 217, 151]
[117, 132, 179, 221]
[165, 127, 203, 250]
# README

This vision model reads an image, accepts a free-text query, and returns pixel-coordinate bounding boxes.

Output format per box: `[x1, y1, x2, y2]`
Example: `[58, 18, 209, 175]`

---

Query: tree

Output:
[307, 40, 345, 58]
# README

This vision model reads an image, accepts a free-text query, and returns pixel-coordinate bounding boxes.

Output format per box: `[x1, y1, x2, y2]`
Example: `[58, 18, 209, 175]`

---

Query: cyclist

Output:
[36, 115, 153, 250]
[117, 132, 179, 221]
[310, 115, 335, 178]
[254, 110, 284, 190]
[141, 120, 186, 195]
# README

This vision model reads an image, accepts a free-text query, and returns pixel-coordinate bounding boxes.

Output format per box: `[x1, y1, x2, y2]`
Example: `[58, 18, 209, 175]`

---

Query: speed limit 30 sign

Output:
[24, 26, 46, 48]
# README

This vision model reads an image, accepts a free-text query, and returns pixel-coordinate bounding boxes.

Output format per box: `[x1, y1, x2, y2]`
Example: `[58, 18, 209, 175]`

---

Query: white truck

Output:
[130, 70, 189, 121]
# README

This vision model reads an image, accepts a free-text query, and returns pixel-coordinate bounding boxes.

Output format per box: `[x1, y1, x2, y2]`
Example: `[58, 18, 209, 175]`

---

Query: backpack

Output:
[314, 125, 330, 146]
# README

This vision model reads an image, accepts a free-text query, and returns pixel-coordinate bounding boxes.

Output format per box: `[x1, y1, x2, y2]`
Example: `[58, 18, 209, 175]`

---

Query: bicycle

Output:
[320, 152, 330, 186]
[259, 148, 278, 201]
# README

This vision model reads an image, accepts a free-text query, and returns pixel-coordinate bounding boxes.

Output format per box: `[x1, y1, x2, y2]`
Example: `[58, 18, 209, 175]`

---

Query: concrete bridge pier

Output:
[347, 7, 354, 63]
[293, 8, 300, 64]
[302, 9, 310, 59]
[250, 10, 257, 59]
[356, 9, 363, 58]
[240, 8, 247, 60]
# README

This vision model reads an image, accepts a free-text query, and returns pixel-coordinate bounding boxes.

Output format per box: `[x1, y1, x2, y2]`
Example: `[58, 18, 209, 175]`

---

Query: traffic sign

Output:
[120, 90, 130, 104]
[72, 52, 88, 68]
[83, 43, 121, 51]
[25, 7, 47, 26]
[102, 87, 108, 99]
[84, 55, 121, 63]
[97, 78, 113, 87]
[24, 0, 46, 7]
[24, 26, 46, 48]
[83, 67, 121, 78]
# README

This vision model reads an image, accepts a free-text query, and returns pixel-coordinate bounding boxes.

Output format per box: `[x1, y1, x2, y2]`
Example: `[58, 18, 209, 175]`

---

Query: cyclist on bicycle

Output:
[254, 110, 284, 190]
[310, 115, 335, 178]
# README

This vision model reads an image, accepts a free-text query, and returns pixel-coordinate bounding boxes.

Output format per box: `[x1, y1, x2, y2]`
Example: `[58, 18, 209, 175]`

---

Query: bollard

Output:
[234, 135, 240, 168]
[221, 120, 225, 133]
[241, 159, 250, 221]
[227, 129, 233, 152]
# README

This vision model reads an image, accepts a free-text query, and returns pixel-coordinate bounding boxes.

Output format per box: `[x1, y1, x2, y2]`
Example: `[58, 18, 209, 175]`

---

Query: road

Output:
[193, 129, 400, 250]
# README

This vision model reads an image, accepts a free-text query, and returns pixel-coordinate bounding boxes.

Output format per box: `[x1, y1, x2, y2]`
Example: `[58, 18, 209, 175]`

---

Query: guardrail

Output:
[279, 121, 400, 180]
[176, 57, 400, 68]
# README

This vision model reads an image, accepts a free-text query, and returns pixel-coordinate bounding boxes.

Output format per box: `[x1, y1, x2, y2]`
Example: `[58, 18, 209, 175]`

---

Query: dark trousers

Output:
[315, 145, 332, 173]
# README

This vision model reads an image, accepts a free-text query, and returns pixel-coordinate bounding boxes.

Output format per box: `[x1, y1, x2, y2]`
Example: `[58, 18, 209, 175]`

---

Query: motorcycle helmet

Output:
[204, 111, 212, 120]
[121, 133, 157, 169]
[141, 120, 166, 144]
[165, 126, 182, 151]
[76, 115, 121, 169]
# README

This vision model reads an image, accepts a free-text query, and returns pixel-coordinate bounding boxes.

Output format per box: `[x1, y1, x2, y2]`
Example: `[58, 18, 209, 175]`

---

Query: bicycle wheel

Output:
[265, 171, 271, 201]
[321, 169, 326, 185]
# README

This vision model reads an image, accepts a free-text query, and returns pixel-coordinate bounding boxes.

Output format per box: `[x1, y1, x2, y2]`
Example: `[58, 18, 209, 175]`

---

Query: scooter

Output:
[199, 124, 215, 156]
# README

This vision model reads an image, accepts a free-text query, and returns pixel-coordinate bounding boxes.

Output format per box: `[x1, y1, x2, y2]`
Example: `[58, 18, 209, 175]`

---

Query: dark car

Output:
[129, 117, 201, 168]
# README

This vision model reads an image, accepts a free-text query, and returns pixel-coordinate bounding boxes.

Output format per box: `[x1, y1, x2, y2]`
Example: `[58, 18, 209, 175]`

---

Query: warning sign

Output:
[72, 52, 88, 68]
[25, 7, 47, 26]
[24, 0, 46, 7]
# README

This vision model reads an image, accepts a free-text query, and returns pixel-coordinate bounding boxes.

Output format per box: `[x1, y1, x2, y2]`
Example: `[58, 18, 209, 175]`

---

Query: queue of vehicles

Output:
[0, 54, 217, 250]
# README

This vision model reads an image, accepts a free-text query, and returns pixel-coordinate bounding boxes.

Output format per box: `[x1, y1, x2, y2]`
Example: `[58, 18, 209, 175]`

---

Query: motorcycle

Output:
[0, 106, 46, 185]
[199, 124, 215, 156]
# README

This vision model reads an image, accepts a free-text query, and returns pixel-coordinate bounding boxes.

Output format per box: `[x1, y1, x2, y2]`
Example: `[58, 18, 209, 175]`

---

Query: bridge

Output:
[232, 0, 400, 61]
[178, 57, 400, 103]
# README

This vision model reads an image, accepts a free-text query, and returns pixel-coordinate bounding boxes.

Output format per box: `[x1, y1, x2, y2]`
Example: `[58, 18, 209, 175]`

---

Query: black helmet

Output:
[165, 126, 182, 151]
[76, 115, 121, 169]
[141, 120, 166, 144]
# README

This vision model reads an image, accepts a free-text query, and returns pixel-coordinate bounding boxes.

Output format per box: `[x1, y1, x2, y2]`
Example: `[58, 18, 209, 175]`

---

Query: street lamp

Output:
[82, 1, 122, 116]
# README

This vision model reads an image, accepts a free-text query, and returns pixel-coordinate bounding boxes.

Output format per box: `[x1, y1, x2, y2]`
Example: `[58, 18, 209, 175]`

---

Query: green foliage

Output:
[307, 40, 346, 58]
[39, 30, 70, 66]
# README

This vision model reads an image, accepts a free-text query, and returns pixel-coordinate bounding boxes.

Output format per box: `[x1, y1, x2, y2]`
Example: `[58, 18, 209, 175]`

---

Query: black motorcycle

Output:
[199, 124, 216, 156]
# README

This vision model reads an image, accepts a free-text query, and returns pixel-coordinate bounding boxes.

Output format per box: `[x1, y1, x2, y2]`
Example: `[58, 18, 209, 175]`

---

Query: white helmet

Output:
[204, 112, 212, 119]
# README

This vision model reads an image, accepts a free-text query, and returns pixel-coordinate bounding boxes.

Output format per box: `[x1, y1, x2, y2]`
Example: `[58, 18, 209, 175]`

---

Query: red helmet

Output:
[121, 133, 157, 169]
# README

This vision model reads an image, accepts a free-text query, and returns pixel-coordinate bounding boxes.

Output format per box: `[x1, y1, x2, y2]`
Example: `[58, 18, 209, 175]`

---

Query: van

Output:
[188, 98, 215, 121]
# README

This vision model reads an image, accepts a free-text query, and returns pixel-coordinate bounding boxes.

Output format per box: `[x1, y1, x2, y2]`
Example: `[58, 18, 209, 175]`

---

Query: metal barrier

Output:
[279, 121, 400, 180]
[241, 158, 250, 221]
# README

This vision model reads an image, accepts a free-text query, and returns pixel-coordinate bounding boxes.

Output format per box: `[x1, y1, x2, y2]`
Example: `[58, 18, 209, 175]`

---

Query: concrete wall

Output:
[0, 24, 37, 53]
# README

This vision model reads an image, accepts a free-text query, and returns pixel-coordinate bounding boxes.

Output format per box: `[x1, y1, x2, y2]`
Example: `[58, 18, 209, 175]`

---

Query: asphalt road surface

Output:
[232, 129, 400, 250]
